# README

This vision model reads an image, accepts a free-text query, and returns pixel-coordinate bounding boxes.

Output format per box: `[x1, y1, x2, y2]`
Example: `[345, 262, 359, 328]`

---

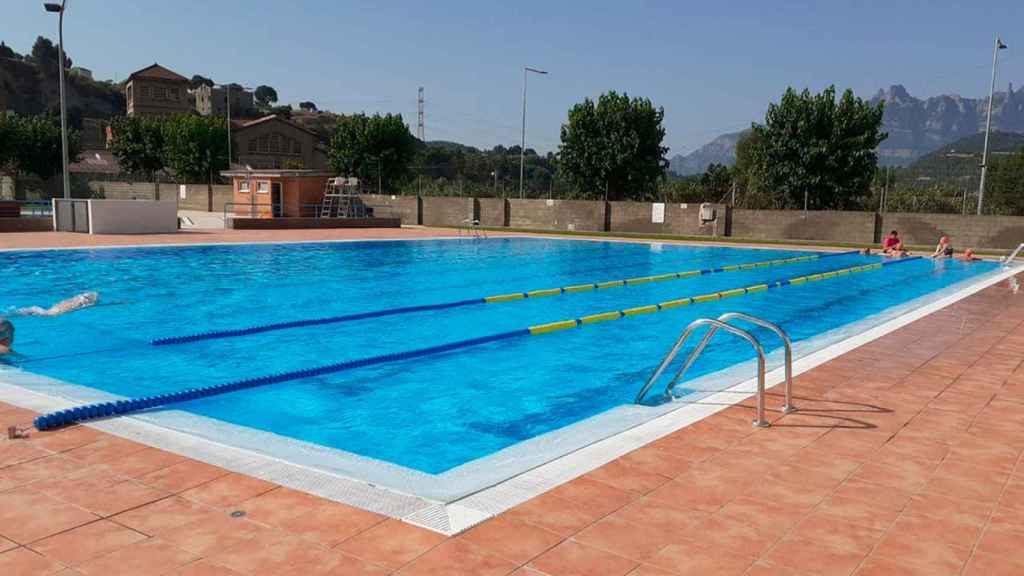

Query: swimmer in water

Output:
[0, 319, 13, 355]
[12, 292, 99, 317]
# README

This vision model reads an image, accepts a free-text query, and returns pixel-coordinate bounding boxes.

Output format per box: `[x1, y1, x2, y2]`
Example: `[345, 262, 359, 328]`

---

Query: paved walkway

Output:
[1, 231, 1023, 575]
[0, 228, 465, 250]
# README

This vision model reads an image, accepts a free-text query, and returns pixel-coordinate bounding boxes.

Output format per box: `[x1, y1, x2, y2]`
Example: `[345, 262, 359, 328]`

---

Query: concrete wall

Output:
[228, 217, 400, 230]
[730, 210, 878, 243]
[508, 199, 607, 232]
[608, 202, 726, 237]
[0, 217, 53, 232]
[477, 198, 508, 227]
[881, 213, 1024, 250]
[360, 194, 420, 224]
[87, 200, 178, 234]
[421, 196, 474, 226]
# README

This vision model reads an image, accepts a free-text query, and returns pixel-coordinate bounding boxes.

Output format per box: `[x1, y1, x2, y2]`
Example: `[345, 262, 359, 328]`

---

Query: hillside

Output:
[0, 56, 124, 124]
[902, 131, 1024, 180]
[872, 84, 1024, 165]
[673, 83, 1024, 174]
[669, 130, 746, 176]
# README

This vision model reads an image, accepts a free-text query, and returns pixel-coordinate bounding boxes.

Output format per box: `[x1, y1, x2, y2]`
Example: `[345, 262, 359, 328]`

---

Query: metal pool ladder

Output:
[1001, 243, 1024, 266]
[634, 312, 796, 428]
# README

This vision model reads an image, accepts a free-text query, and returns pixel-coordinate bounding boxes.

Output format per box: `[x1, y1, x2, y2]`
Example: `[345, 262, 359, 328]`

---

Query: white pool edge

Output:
[1, 263, 1019, 535]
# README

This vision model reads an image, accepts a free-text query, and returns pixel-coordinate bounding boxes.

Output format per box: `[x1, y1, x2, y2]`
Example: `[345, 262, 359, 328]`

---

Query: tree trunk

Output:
[207, 166, 213, 212]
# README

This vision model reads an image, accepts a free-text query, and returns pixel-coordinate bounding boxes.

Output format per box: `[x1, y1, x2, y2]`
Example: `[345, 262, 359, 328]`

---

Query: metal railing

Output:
[635, 313, 795, 427]
[458, 218, 488, 239]
[1002, 243, 1024, 266]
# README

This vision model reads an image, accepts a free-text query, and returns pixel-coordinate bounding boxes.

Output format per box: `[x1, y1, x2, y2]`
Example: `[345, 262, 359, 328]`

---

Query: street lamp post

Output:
[215, 83, 252, 168]
[520, 66, 548, 199]
[44, 1, 70, 200]
[978, 36, 1007, 215]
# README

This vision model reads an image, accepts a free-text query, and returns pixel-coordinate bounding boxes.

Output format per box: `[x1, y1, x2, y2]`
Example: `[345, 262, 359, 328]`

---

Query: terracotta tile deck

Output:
[2, 229, 1024, 574]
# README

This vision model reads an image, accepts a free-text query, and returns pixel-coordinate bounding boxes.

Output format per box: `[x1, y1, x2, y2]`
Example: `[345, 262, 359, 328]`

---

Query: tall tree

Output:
[0, 114, 19, 175]
[189, 75, 214, 89]
[558, 91, 668, 201]
[162, 115, 228, 211]
[750, 86, 886, 210]
[31, 36, 70, 76]
[328, 113, 417, 192]
[6, 114, 81, 181]
[700, 163, 733, 199]
[109, 116, 167, 197]
[985, 149, 1024, 215]
[254, 85, 278, 109]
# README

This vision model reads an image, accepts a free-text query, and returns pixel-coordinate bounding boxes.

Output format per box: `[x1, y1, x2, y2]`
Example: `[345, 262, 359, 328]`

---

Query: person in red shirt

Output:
[882, 230, 907, 257]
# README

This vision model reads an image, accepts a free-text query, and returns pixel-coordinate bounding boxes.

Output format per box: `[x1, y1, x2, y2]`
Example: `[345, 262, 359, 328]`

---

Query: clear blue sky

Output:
[5, 1, 1022, 156]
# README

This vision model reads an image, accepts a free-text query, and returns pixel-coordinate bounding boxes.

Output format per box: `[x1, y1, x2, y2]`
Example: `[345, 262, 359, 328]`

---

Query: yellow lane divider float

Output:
[525, 259, 903, 335]
[154, 250, 858, 346]
[483, 250, 856, 304]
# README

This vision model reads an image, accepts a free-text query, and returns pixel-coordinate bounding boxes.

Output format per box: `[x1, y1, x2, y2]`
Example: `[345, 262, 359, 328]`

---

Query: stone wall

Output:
[508, 199, 607, 232]
[476, 198, 508, 227]
[730, 210, 878, 243]
[608, 202, 726, 237]
[881, 213, 1024, 250]
[360, 194, 420, 225]
[420, 196, 474, 227]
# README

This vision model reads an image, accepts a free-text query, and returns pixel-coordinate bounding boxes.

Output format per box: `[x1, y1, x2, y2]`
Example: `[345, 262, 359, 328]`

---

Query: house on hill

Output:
[125, 63, 191, 117]
[233, 114, 328, 170]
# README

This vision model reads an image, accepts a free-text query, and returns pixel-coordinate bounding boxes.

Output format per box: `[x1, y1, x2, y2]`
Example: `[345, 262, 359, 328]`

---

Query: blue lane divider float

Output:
[151, 250, 860, 347]
[36, 254, 909, 432]
[34, 328, 530, 431]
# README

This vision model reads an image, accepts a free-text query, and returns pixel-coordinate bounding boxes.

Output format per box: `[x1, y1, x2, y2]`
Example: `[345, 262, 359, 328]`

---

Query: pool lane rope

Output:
[151, 250, 858, 346]
[34, 256, 917, 431]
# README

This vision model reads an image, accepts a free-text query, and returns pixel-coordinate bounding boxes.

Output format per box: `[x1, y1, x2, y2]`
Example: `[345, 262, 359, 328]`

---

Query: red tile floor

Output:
[2, 230, 1024, 574]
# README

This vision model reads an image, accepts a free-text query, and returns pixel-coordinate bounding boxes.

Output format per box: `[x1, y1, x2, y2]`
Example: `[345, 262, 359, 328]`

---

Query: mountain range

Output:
[670, 83, 1024, 175]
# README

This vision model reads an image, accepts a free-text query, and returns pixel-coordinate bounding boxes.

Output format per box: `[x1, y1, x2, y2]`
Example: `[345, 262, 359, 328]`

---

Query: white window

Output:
[257, 181, 270, 194]
[239, 181, 250, 193]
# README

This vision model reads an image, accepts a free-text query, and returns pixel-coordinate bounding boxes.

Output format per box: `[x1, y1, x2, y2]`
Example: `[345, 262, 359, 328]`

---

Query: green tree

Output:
[700, 163, 733, 200]
[189, 75, 214, 89]
[254, 85, 279, 109]
[558, 91, 668, 201]
[109, 116, 167, 197]
[299, 101, 317, 112]
[5, 114, 81, 181]
[162, 115, 228, 211]
[328, 113, 417, 192]
[0, 115, 18, 175]
[750, 86, 886, 209]
[985, 149, 1024, 215]
[31, 36, 70, 76]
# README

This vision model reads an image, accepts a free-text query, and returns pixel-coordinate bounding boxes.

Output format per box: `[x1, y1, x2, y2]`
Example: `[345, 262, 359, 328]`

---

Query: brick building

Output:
[195, 84, 255, 118]
[233, 115, 328, 170]
[125, 63, 191, 117]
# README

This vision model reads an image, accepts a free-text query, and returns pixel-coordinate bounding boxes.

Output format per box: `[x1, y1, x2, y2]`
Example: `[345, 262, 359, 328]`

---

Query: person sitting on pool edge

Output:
[931, 236, 954, 258]
[882, 230, 909, 257]
[0, 319, 13, 355]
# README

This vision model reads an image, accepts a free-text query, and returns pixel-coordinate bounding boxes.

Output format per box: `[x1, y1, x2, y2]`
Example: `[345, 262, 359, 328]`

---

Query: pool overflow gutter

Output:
[34, 254, 917, 431]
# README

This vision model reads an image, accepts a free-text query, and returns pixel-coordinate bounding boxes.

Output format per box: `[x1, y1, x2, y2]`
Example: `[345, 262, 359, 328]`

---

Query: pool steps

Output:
[151, 250, 858, 346]
[33, 255, 916, 431]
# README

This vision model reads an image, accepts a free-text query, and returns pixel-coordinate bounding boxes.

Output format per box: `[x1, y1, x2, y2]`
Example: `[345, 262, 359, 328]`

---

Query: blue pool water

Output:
[0, 238, 998, 474]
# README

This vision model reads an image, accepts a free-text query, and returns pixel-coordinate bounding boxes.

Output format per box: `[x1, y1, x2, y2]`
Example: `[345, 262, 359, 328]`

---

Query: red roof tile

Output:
[128, 63, 188, 82]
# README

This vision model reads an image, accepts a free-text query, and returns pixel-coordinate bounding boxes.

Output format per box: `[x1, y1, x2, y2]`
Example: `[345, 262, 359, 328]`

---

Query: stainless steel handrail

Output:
[666, 312, 796, 414]
[1002, 243, 1024, 266]
[635, 318, 771, 427]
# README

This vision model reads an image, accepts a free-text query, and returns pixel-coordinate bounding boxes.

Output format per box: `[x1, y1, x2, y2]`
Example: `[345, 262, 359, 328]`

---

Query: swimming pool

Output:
[0, 237, 1006, 506]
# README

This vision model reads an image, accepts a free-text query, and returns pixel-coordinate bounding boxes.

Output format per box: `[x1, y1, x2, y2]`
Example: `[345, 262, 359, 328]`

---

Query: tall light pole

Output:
[44, 1, 70, 199]
[215, 83, 252, 167]
[520, 66, 547, 199]
[978, 36, 1007, 215]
